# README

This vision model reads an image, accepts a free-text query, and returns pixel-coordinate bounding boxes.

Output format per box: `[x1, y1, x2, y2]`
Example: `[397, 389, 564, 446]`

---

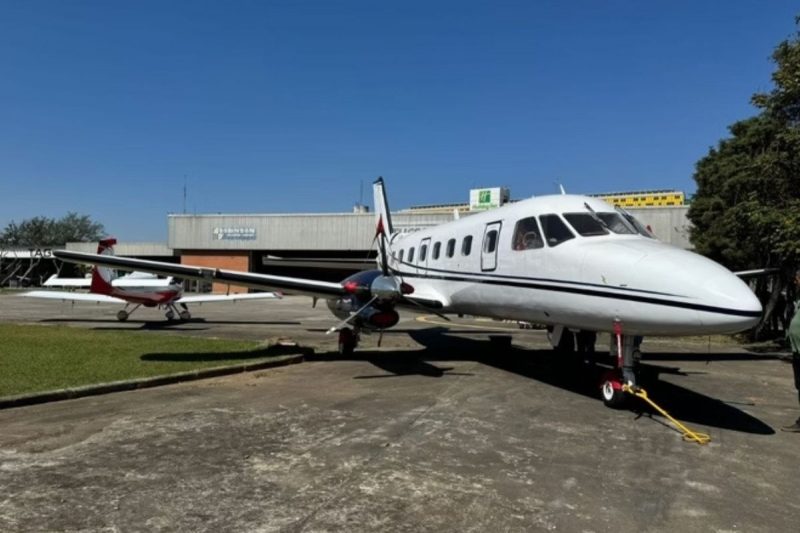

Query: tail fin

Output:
[89, 238, 118, 295]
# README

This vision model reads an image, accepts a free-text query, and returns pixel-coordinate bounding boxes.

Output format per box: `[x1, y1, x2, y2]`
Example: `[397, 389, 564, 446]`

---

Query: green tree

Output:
[0, 213, 105, 247]
[689, 19, 800, 338]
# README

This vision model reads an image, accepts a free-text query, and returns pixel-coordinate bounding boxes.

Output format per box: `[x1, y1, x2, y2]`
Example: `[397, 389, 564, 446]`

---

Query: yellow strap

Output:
[622, 384, 711, 445]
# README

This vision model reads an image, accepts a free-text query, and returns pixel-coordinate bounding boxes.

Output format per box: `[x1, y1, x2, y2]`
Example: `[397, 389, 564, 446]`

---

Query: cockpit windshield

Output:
[596, 212, 636, 234]
[615, 206, 654, 238]
[562, 213, 608, 237]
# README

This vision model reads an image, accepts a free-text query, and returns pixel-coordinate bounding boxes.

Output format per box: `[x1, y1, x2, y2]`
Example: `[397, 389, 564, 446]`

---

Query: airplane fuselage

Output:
[383, 194, 761, 336]
[107, 277, 183, 307]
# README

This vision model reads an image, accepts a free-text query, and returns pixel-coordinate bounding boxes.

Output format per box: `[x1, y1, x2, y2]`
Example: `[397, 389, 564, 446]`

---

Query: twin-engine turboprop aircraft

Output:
[26, 239, 281, 321]
[53, 179, 762, 406]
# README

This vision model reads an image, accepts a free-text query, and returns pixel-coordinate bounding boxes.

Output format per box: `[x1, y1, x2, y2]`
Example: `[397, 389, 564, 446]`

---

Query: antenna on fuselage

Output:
[559, 184, 567, 195]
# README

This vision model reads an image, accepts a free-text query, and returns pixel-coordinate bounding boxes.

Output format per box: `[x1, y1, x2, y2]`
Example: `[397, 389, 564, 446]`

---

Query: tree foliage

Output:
[0, 213, 105, 247]
[688, 19, 800, 338]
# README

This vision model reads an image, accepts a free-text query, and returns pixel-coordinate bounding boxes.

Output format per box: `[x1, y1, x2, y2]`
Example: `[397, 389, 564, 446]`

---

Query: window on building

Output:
[432, 242, 441, 260]
[512, 217, 544, 250]
[563, 213, 609, 237]
[539, 214, 575, 247]
[446, 238, 456, 258]
[461, 235, 473, 256]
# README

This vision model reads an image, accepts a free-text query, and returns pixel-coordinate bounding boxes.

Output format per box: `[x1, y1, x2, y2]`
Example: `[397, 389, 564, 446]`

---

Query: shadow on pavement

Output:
[310, 327, 774, 435]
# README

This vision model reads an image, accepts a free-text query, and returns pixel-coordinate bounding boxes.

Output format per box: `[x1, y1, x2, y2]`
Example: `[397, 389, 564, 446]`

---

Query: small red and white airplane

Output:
[53, 179, 762, 406]
[25, 239, 281, 321]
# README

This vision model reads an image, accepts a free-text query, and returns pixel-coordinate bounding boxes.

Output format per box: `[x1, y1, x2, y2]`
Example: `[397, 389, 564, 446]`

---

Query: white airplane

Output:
[53, 179, 762, 406]
[25, 239, 281, 321]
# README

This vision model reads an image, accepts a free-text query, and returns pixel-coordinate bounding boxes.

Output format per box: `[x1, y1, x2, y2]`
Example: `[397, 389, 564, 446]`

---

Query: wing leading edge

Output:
[53, 250, 347, 299]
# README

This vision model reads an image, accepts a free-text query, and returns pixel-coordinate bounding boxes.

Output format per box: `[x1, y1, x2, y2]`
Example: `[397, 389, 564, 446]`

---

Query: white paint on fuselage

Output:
[385, 195, 761, 336]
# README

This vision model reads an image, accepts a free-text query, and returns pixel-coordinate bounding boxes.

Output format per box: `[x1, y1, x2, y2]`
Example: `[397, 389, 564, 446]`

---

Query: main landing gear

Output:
[338, 327, 360, 356]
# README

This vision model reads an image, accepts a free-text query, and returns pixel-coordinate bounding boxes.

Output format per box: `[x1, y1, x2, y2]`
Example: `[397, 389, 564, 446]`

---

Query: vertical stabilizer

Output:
[89, 238, 118, 295]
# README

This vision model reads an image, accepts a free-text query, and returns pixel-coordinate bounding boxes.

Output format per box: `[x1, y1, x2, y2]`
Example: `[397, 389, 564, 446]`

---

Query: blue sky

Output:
[0, 1, 797, 241]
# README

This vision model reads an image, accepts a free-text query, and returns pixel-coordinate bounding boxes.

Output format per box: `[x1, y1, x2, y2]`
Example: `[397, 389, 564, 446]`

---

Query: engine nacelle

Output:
[362, 307, 400, 329]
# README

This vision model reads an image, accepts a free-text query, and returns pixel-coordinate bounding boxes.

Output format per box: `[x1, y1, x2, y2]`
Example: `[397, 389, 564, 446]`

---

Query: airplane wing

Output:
[43, 275, 91, 288]
[21, 291, 125, 304]
[734, 268, 780, 278]
[53, 250, 347, 300]
[176, 292, 282, 304]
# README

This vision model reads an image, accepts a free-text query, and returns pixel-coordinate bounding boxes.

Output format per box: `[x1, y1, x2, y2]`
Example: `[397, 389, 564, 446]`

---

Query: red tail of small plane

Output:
[89, 238, 118, 295]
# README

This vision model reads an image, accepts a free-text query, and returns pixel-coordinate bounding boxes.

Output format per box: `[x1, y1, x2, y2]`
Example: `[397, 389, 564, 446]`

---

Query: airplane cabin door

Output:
[481, 222, 502, 271]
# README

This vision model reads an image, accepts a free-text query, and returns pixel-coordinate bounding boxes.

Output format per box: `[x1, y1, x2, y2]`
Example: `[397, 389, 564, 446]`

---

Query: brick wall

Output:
[180, 251, 250, 293]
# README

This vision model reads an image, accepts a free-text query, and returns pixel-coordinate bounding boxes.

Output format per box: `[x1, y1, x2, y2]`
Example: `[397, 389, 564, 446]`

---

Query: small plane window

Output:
[433, 242, 441, 260]
[539, 214, 575, 247]
[620, 211, 655, 238]
[408, 247, 415, 263]
[420, 244, 428, 262]
[446, 238, 456, 258]
[512, 217, 544, 250]
[461, 235, 472, 256]
[597, 212, 636, 234]
[398, 249, 404, 262]
[563, 213, 609, 237]
[484, 230, 498, 253]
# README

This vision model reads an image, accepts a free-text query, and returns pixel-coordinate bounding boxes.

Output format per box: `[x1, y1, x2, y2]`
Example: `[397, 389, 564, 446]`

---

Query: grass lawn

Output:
[0, 324, 284, 397]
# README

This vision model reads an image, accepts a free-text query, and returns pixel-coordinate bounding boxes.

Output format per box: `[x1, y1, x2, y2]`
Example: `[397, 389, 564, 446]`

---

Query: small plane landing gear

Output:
[165, 310, 176, 321]
[179, 310, 191, 320]
[338, 327, 359, 356]
[116, 304, 140, 322]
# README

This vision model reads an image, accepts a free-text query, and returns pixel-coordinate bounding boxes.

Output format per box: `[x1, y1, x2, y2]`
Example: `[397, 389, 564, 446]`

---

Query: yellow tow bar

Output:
[622, 384, 711, 445]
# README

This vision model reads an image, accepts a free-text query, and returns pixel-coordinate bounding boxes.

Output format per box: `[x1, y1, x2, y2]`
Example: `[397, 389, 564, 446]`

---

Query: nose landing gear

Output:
[599, 321, 642, 408]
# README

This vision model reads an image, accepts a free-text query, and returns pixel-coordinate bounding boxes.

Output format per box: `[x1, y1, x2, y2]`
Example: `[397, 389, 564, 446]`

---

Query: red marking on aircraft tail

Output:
[375, 218, 385, 237]
[96, 237, 117, 254]
[90, 266, 114, 295]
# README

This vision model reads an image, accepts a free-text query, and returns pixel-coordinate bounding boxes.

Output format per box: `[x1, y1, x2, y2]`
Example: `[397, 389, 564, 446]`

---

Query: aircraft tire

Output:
[338, 329, 356, 356]
[179, 310, 191, 321]
[600, 374, 627, 408]
[116, 310, 129, 322]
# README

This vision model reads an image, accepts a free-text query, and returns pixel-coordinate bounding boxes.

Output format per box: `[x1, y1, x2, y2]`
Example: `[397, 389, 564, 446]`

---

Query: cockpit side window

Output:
[620, 210, 655, 238]
[539, 214, 575, 247]
[597, 212, 636, 234]
[512, 217, 544, 250]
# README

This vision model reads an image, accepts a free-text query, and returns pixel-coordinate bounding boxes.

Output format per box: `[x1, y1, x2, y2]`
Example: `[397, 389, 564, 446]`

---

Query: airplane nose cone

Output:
[635, 249, 762, 334]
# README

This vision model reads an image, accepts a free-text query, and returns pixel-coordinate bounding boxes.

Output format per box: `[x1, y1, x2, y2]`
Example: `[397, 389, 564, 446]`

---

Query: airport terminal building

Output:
[60, 187, 692, 293]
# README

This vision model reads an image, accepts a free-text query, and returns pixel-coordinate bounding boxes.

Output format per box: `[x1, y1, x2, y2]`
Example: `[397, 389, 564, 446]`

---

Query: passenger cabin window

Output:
[408, 247, 415, 263]
[461, 235, 473, 256]
[512, 217, 544, 250]
[539, 214, 575, 247]
[484, 230, 498, 253]
[420, 244, 428, 262]
[433, 242, 441, 260]
[446, 239, 456, 258]
[398, 249, 404, 262]
[562, 213, 609, 237]
[597, 212, 636, 234]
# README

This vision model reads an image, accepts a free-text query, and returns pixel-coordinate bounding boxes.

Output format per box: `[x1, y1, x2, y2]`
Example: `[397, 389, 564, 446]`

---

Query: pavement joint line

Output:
[0, 352, 306, 410]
